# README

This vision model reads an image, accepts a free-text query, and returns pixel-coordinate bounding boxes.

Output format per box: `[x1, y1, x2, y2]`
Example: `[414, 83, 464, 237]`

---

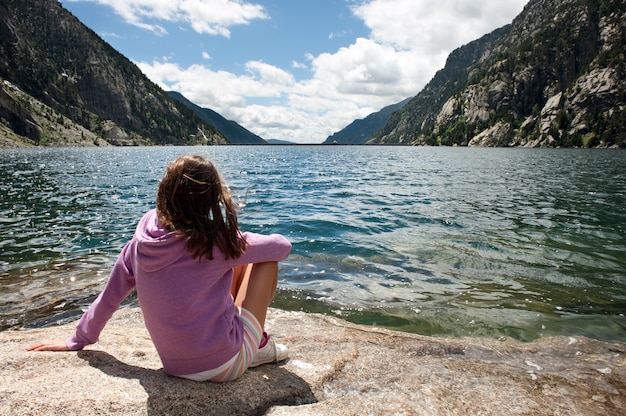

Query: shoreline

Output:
[1, 306, 625, 415]
[6, 291, 626, 345]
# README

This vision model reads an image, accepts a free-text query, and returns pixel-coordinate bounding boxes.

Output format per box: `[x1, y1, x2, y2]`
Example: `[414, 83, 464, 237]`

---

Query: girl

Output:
[28, 154, 292, 382]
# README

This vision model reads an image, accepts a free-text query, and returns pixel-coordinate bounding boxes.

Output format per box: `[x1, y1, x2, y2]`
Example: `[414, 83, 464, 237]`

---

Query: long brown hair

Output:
[156, 155, 246, 260]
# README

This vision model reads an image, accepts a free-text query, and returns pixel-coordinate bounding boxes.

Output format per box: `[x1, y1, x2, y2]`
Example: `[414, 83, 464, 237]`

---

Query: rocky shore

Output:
[1, 307, 624, 415]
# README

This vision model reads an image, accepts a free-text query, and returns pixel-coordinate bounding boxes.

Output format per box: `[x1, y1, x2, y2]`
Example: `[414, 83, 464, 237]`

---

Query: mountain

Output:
[0, 0, 226, 146]
[1, 79, 108, 146]
[167, 92, 266, 145]
[369, 0, 626, 148]
[267, 139, 296, 145]
[322, 97, 411, 145]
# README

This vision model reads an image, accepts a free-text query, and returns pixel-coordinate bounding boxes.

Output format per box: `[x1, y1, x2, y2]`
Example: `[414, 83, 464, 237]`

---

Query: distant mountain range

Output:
[266, 139, 296, 145]
[322, 98, 411, 145]
[1, 0, 624, 148]
[167, 92, 266, 145]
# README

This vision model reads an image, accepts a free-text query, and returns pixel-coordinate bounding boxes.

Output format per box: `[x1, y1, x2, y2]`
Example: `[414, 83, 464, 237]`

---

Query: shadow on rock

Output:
[77, 350, 316, 416]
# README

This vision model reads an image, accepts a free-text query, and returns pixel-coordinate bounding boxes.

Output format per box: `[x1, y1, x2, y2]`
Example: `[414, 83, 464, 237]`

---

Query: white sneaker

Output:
[249, 334, 288, 368]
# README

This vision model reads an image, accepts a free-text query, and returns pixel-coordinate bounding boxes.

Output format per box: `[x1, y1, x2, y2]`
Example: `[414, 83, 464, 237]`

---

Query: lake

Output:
[1, 145, 625, 342]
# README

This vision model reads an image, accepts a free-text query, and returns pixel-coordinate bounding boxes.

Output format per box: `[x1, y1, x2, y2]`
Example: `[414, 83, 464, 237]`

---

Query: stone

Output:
[540, 92, 564, 134]
[468, 121, 513, 147]
[1, 307, 625, 415]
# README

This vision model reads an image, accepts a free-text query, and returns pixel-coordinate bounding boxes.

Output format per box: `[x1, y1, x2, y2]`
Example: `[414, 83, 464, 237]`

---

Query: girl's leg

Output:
[231, 264, 248, 297]
[232, 262, 278, 328]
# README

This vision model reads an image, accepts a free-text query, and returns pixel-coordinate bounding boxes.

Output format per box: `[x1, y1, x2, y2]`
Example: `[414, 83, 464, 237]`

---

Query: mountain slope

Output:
[322, 97, 411, 145]
[0, 0, 225, 146]
[369, 0, 626, 147]
[167, 92, 266, 145]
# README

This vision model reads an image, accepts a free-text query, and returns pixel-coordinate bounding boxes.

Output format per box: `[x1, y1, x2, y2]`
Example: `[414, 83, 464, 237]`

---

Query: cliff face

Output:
[369, 0, 626, 147]
[0, 0, 226, 146]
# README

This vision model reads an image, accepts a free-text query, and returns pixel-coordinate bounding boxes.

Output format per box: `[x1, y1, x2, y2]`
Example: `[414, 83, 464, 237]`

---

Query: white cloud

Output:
[127, 0, 529, 142]
[308, 37, 423, 97]
[329, 30, 350, 40]
[291, 61, 307, 70]
[351, 0, 527, 52]
[101, 31, 122, 38]
[66, 0, 268, 36]
[245, 61, 295, 87]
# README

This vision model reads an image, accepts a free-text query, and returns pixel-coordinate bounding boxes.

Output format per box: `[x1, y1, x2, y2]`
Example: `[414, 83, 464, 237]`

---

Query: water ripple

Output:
[1, 146, 625, 341]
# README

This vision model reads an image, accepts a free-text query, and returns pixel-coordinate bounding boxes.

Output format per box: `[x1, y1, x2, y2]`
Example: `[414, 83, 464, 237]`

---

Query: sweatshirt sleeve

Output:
[238, 232, 292, 265]
[66, 242, 137, 350]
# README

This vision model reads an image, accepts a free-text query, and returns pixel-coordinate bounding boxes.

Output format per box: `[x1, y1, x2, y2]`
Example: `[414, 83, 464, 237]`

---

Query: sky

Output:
[61, 0, 529, 144]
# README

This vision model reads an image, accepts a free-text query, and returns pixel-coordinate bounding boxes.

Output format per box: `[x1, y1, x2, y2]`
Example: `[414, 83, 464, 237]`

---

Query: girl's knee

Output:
[251, 262, 278, 278]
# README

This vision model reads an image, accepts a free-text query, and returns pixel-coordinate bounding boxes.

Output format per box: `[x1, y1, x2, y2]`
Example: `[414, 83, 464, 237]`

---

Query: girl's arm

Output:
[238, 232, 292, 264]
[27, 242, 136, 352]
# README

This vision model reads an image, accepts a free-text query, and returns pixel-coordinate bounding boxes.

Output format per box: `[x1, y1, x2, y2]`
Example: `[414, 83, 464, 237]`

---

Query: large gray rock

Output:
[1, 307, 624, 415]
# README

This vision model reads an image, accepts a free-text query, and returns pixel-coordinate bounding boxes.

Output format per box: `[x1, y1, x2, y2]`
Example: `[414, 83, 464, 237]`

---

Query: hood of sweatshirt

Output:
[133, 209, 190, 272]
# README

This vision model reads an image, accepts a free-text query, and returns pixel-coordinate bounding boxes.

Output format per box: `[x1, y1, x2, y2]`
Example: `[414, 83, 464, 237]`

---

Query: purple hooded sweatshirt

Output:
[66, 209, 292, 376]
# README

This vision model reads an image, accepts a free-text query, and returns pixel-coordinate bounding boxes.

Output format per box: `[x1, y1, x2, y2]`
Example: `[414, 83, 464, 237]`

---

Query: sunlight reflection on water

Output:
[1, 146, 625, 341]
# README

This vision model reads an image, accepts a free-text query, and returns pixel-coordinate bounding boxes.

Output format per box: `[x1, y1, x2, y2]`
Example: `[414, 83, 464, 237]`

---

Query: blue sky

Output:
[62, 0, 529, 143]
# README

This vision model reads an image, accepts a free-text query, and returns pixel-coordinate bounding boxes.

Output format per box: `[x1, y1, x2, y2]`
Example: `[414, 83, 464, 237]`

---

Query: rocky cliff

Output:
[369, 0, 626, 147]
[0, 0, 226, 146]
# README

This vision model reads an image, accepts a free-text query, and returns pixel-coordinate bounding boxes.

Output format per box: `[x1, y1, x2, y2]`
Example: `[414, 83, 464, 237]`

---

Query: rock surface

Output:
[1, 307, 624, 415]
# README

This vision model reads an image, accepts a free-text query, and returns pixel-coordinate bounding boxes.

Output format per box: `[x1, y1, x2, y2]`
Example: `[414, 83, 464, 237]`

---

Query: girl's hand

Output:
[26, 340, 70, 352]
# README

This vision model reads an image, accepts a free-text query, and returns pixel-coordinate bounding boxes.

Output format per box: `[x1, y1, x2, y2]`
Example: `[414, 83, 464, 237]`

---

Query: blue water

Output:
[1, 146, 625, 342]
